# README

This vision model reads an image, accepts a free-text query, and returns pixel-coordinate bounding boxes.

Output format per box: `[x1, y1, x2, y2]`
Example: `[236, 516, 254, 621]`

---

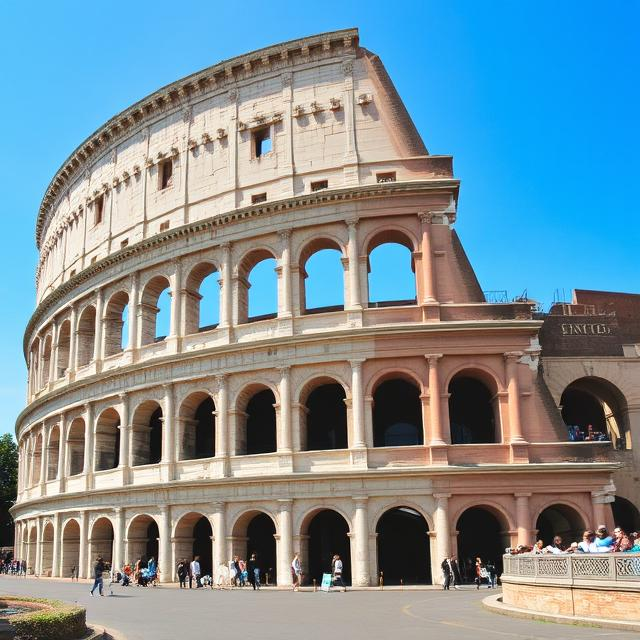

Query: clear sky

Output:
[0, 0, 638, 438]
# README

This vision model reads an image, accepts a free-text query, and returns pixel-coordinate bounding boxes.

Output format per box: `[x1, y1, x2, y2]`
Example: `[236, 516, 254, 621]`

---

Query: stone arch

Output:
[366, 367, 425, 397]
[94, 407, 121, 471]
[237, 247, 278, 323]
[231, 509, 278, 584]
[177, 391, 215, 461]
[298, 236, 346, 314]
[61, 518, 80, 578]
[67, 417, 86, 476]
[42, 334, 52, 386]
[29, 336, 40, 391]
[131, 400, 163, 466]
[560, 376, 630, 449]
[376, 506, 431, 585]
[234, 382, 278, 456]
[41, 521, 55, 576]
[56, 320, 71, 378]
[184, 260, 220, 334]
[173, 512, 213, 576]
[26, 525, 37, 573]
[126, 514, 160, 564]
[77, 305, 96, 367]
[32, 432, 43, 485]
[448, 367, 502, 445]
[104, 290, 129, 356]
[534, 500, 589, 545]
[47, 424, 60, 481]
[89, 516, 115, 567]
[612, 496, 640, 533]
[140, 274, 171, 345]
[299, 375, 348, 452]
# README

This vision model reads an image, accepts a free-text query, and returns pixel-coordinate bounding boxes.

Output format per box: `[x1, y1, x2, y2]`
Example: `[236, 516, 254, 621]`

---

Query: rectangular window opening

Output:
[376, 172, 396, 184]
[251, 193, 267, 204]
[311, 180, 328, 192]
[90, 256, 97, 265]
[253, 127, 272, 157]
[120, 239, 129, 249]
[159, 158, 173, 190]
[94, 195, 104, 225]
[159, 221, 170, 232]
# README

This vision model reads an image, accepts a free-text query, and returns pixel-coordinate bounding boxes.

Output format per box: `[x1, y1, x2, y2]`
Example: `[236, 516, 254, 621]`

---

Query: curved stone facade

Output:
[14, 30, 621, 586]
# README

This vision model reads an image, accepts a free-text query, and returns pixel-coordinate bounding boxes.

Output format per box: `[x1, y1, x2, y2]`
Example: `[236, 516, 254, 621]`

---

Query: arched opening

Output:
[61, 519, 80, 578]
[536, 504, 586, 546]
[90, 517, 114, 568]
[241, 387, 277, 455]
[42, 335, 52, 386]
[127, 515, 159, 564]
[367, 235, 416, 307]
[373, 378, 423, 447]
[41, 522, 54, 576]
[612, 497, 640, 533]
[306, 509, 351, 586]
[449, 375, 498, 444]
[376, 507, 431, 584]
[232, 512, 277, 585]
[174, 513, 213, 577]
[560, 377, 630, 449]
[300, 242, 344, 314]
[94, 408, 121, 471]
[77, 305, 96, 367]
[27, 527, 37, 574]
[104, 291, 129, 356]
[178, 392, 215, 461]
[304, 382, 347, 451]
[32, 433, 42, 485]
[47, 425, 60, 481]
[456, 507, 509, 581]
[184, 262, 220, 334]
[238, 250, 278, 323]
[67, 418, 86, 476]
[30, 338, 40, 391]
[131, 401, 162, 466]
[57, 320, 71, 378]
[140, 275, 171, 345]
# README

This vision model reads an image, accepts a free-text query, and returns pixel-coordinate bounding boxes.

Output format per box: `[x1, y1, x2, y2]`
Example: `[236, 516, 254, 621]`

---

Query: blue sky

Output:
[0, 0, 638, 438]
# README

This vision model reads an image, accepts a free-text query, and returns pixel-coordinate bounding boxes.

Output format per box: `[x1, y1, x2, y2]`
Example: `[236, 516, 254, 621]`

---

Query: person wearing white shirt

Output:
[190, 556, 201, 588]
[291, 553, 302, 591]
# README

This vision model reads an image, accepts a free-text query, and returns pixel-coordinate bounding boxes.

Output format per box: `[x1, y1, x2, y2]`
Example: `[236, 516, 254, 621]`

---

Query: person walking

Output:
[441, 557, 453, 590]
[177, 559, 188, 588]
[90, 556, 105, 596]
[332, 554, 346, 592]
[248, 553, 260, 590]
[291, 552, 302, 591]
[190, 555, 201, 588]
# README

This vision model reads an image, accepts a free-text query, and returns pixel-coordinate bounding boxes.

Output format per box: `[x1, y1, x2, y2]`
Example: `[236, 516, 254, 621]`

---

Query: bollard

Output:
[313, 578, 317, 592]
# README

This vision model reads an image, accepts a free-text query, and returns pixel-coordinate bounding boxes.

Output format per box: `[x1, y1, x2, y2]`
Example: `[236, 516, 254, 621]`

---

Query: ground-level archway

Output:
[61, 519, 80, 579]
[376, 507, 431, 584]
[536, 504, 587, 547]
[612, 496, 640, 534]
[174, 513, 213, 578]
[127, 515, 159, 565]
[304, 509, 351, 586]
[90, 517, 114, 568]
[41, 522, 54, 576]
[232, 511, 277, 585]
[456, 506, 509, 581]
[26, 527, 37, 574]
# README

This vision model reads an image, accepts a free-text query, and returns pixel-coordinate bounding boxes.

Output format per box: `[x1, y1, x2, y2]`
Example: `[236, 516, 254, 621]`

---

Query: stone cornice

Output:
[24, 178, 458, 355]
[35, 28, 359, 249]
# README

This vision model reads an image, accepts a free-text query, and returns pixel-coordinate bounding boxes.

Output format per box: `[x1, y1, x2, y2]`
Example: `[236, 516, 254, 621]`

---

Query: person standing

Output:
[291, 553, 302, 591]
[441, 556, 455, 590]
[177, 559, 188, 588]
[332, 554, 346, 592]
[190, 555, 201, 588]
[248, 553, 260, 590]
[90, 556, 105, 596]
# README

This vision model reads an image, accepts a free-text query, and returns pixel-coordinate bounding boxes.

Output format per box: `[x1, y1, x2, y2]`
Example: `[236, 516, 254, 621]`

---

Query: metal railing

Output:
[502, 553, 640, 583]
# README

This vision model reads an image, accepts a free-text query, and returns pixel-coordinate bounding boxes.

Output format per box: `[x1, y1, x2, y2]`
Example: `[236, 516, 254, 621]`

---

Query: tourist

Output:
[441, 556, 454, 590]
[594, 525, 614, 552]
[233, 556, 241, 586]
[90, 556, 105, 596]
[70, 564, 78, 581]
[291, 552, 302, 591]
[228, 558, 237, 586]
[248, 553, 260, 590]
[474, 557, 490, 589]
[177, 559, 188, 588]
[532, 540, 544, 554]
[578, 530, 597, 553]
[190, 555, 201, 588]
[545, 536, 565, 554]
[612, 527, 633, 552]
[332, 554, 346, 592]
[238, 558, 247, 586]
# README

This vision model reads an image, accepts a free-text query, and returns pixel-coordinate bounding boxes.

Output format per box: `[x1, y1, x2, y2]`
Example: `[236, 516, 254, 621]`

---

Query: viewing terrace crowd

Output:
[508, 524, 640, 555]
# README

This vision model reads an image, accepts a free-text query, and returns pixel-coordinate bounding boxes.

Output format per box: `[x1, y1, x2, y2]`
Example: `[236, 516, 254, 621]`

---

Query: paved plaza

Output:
[1, 577, 637, 640]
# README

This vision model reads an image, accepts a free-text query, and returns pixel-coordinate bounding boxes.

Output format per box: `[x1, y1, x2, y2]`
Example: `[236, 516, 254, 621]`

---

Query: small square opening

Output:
[160, 221, 170, 232]
[253, 127, 272, 157]
[120, 239, 129, 249]
[159, 158, 173, 189]
[311, 180, 328, 192]
[251, 193, 267, 204]
[94, 195, 104, 225]
[376, 172, 396, 184]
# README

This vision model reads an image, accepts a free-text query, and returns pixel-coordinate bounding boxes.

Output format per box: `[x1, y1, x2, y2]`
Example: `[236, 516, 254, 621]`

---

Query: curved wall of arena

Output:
[13, 29, 620, 587]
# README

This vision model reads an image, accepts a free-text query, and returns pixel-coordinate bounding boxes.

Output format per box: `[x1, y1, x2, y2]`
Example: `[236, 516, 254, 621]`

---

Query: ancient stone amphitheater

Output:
[12, 29, 619, 587]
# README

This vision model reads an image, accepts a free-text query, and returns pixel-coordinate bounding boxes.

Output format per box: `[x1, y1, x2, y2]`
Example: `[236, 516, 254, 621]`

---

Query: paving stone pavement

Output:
[0, 577, 637, 640]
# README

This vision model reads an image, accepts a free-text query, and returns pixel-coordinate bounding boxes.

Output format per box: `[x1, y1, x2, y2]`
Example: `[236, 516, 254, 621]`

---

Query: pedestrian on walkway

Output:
[248, 553, 260, 590]
[90, 556, 105, 596]
[177, 559, 188, 588]
[291, 552, 302, 591]
[332, 554, 346, 592]
[190, 555, 201, 588]
[441, 556, 458, 590]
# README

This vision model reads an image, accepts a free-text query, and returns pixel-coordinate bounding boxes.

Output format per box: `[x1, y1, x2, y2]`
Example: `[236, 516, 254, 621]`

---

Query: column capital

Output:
[118, 392, 128, 402]
[114, 506, 124, 515]
[277, 365, 291, 377]
[425, 353, 443, 365]
[418, 211, 435, 224]
[211, 501, 226, 514]
[278, 228, 292, 241]
[277, 498, 293, 511]
[158, 504, 170, 515]
[514, 492, 532, 499]
[433, 492, 451, 500]
[345, 217, 359, 228]
[220, 241, 232, 252]
[349, 358, 366, 370]
[353, 495, 369, 506]
[504, 351, 524, 362]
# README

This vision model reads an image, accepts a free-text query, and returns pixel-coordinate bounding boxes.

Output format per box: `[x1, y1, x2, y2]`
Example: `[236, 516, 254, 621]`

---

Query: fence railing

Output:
[502, 553, 640, 583]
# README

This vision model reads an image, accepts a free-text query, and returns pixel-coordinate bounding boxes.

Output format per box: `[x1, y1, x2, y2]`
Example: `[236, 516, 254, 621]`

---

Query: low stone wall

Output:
[501, 553, 640, 622]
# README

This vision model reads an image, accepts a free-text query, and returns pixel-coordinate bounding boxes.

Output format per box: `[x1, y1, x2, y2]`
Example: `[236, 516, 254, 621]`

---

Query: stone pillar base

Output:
[430, 444, 448, 465]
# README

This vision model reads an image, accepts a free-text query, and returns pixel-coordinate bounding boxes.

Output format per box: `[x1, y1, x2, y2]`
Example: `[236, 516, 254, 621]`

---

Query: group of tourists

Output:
[175, 553, 262, 590]
[441, 556, 497, 590]
[0, 551, 25, 576]
[508, 524, 640, 555]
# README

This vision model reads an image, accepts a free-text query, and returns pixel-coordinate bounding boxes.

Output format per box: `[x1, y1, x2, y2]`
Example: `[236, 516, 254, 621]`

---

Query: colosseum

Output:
[12, 29, 623, 587]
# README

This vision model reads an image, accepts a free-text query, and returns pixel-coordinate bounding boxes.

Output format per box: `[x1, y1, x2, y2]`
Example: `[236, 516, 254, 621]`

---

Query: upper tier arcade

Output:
[34, 28, 451, 304]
